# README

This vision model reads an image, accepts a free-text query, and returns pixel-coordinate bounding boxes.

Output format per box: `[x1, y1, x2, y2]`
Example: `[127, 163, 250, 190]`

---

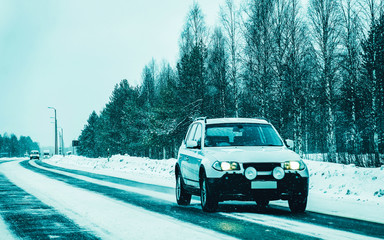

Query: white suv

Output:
[175, 118, 309, 212]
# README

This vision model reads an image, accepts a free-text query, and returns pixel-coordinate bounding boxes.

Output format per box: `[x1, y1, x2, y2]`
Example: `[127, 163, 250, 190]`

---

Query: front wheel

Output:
[288, 196, 307, 213]
[200, 174, 218, 212]
[176, 173, 191, 205]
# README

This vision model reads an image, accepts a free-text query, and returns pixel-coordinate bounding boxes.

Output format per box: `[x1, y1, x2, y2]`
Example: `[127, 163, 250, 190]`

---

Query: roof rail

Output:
[195, 117, 207, 123]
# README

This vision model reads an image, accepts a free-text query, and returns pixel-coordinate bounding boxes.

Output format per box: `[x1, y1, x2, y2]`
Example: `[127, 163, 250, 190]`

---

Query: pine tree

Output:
[177, 3, 209, 118]
[103, 79, 133, 155]
[78, 111, 100, 157]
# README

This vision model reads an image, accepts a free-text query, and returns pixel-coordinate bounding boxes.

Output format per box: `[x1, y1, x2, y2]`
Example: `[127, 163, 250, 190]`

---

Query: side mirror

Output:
[186, 140, 199, 149]
[285, 139, 294, 149]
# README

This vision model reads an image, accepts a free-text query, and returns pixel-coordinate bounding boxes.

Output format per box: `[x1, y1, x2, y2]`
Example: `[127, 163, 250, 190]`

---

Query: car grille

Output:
[243, 163, 281, 171]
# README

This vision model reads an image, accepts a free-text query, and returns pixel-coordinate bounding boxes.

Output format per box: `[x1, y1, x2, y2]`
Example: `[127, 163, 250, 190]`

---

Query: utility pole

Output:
[48, 107, 58, 155]
[58, 127, 64, 156]
[61, 128, 64, 156]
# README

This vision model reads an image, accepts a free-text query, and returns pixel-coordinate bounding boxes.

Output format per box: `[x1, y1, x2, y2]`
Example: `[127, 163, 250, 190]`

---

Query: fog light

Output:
[272, 167, 285, 180]
[245, 167, 257, 180]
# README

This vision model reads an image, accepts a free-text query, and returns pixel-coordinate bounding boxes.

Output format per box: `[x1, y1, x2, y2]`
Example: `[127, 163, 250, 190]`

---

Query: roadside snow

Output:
[307, 160, 384, 203]
[43, 155, 384, 224]
[45, 155, 176, 188]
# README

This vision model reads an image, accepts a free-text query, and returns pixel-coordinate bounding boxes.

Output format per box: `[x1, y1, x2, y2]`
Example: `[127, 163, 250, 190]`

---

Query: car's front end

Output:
[203, 147, 309, 202]
[200, 119, 309, 212]
[29, 151, 40, 160]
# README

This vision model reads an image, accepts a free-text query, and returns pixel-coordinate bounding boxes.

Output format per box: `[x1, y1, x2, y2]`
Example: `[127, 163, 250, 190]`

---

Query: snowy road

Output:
[0, 159, 383, 240]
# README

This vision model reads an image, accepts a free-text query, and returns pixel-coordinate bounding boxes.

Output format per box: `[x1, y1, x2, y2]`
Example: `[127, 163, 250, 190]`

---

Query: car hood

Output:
[204, 146, 300, 163]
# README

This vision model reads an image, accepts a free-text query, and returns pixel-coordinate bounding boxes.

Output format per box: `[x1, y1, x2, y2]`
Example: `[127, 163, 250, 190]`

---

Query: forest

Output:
[78, 0, 384, 167]
[0, 133, 40, 158]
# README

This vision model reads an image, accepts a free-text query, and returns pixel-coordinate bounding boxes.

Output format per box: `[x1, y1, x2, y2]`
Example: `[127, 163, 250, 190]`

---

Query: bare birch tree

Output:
[242, 0, 275, 119]
[361, 0, 383, 166]
[308, 0, 342, 162]
[285, 0, 315, 156]
[220, 0, 241, 117]
[339, 0, 363, 162]
[207, 27, 228, 117]
[180, 2, 208, 57]
[270, 0, 290, 135]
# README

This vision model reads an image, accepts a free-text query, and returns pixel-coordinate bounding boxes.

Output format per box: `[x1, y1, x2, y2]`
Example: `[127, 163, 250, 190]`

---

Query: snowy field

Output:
[40, 154, 384, 224]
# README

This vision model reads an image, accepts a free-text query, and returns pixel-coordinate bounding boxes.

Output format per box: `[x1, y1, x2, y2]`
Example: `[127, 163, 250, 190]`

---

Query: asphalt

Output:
[0, 160, 99, 240]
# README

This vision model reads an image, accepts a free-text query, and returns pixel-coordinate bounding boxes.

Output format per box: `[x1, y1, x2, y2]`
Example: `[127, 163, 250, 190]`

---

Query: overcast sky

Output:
[0, 0, 240, 148]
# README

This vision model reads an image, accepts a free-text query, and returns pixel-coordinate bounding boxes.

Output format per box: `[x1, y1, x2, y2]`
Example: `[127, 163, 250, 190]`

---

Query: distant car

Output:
[175, 118, 309, 213]
[43, 150, 50, 159]
[30, 150, 40, 160]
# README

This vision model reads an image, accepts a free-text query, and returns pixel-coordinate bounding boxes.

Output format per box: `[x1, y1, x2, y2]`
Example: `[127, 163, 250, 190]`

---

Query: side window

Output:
[193, 124, 202, 143]
[186, 124, 197, 143]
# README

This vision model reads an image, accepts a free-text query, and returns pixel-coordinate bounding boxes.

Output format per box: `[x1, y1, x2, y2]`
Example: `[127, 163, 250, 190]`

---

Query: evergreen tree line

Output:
[79, 0, 384, 167]
[0, 133, 40, 158]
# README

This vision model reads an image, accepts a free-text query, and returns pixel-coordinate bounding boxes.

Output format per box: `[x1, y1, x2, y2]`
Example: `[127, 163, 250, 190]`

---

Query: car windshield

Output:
[205, 123, 283, 147]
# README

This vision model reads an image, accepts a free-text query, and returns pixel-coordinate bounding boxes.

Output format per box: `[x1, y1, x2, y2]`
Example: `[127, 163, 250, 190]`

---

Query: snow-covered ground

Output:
[42, 155, 384, 224]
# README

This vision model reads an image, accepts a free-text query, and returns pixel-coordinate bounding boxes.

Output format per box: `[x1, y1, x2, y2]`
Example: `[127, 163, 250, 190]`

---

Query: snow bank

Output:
[45, 155, 176, 187]
[306, 161, 384, 204]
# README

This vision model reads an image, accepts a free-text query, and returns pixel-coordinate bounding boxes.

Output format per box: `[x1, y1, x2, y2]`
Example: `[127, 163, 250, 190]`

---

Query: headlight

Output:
[283, 160, 305, 170]
[212, 161, 240, 171]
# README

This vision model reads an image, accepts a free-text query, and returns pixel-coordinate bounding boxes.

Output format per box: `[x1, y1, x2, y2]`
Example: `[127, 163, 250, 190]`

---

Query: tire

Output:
[200, 173, 218, 212]
[176, 173, 191, 206]
[288, 196, 307, 213]
[256, 200, 269, 209]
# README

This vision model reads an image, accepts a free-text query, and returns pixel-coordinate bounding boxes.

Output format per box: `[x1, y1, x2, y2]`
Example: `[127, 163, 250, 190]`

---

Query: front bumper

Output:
[207, 172, 308, 202]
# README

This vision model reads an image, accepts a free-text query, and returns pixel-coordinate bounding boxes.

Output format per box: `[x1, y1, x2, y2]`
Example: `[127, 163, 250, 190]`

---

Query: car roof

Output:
[199, 118, 269, 125]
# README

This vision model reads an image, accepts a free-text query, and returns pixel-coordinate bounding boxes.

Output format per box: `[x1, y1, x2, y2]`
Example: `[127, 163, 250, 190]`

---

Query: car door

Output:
[189, 123, 203, 186]
[179, 124, 197, 187]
